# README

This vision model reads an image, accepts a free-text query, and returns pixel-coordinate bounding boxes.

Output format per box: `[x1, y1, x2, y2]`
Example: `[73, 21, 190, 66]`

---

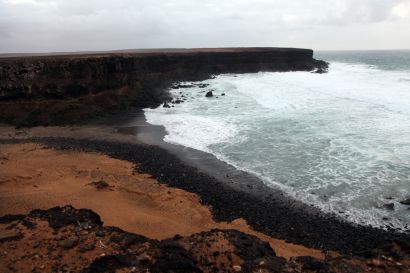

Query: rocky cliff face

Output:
[0, 48, 327, 126]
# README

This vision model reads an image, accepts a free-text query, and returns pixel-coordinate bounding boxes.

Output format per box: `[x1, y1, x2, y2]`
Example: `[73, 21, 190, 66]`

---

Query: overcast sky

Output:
[1, 0, 410, 53]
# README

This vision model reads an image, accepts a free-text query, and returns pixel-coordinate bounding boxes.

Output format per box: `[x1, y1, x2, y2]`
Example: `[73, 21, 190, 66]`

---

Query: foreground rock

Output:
[1, 206, 409, 273]
[0, 206, 283, 272]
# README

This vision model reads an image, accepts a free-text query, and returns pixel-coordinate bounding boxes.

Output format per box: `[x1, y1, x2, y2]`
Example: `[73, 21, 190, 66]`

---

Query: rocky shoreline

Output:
[1, 137, 408, 256]
[1, 48, 409, 272]
[0, 48, 327, 126]
[0, 138, 409, 272]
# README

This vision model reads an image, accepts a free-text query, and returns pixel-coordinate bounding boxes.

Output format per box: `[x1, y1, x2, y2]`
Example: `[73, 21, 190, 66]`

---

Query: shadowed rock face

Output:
[0, 48, 327, 126]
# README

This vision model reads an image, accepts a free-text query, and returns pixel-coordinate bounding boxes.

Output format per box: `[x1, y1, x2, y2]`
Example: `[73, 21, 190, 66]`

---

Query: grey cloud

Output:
[0, 0, 409, 52]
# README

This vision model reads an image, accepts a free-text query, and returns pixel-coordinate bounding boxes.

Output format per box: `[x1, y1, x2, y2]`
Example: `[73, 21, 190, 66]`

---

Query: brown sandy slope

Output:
[0, 143, 323, 260]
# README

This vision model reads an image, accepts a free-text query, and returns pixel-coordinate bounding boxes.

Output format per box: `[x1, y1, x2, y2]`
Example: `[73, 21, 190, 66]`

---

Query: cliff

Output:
[0, 48, 327, 126]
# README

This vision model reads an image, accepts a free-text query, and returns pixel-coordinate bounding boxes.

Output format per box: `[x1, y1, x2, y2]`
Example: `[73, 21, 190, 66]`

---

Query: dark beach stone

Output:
[163, 102, 171, 108]
[313, 67, 327, 74]
[59, 236, 79, 249]
[152, 253, 200, 273]
[172, 84, 195, 89]
[0, 231, 23, 243]
[89, 180, 109, 190]
[95, 230, 105, 237]
[121, 233, 147, 247]
[205, 91, 213, 97]
[173, 234, 183, 240]
[400, 198, 410, 205]
[0, 214, 26, 224]
[85, 254, 141, 272]
[29, 205, 103, 229]
[78, 242, 95, 252]
[383, 203, 395, 211]
[297, 256, 326, 271]
[221, 93, 225, 96]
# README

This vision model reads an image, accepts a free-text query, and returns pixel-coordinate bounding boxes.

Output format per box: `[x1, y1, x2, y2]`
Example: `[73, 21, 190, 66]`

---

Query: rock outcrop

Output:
[1, 206, 409, 273]
[0, 48, 328, 126]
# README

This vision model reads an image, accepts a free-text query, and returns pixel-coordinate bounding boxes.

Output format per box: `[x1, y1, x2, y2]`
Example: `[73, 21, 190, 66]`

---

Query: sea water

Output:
[144, 50, 410, 231]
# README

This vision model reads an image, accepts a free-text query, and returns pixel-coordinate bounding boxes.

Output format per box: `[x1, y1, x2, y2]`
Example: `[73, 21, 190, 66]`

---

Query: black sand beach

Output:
[1, 116, 408, 256]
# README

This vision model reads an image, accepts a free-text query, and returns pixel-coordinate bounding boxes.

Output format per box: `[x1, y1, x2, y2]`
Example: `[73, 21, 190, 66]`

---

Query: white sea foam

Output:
[144, 62, 410, 231]
[144, 111, 240, 153]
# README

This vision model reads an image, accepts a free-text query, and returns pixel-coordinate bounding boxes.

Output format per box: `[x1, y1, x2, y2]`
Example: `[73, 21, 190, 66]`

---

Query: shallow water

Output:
[144, 51, 410, 231]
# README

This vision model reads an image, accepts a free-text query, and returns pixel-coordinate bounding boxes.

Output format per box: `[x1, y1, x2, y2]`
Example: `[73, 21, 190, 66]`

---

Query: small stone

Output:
[370, 259, 381, 267]
[173, 234, 182, 240]
[78, 242, 95, 252]
[95, 230, 105, 237]
[89, 180, 109, 190]
[233, 265, 242, 272]
[383, 203, 395, 210]
[205, 91, 213, 97]
[59, 236, 79, 249]
[400, 198, 410, 205]
[137, 253, 151, 265]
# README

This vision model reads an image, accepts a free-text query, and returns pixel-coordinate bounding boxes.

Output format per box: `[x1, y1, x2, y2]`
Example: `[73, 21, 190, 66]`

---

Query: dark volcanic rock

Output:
[383, 203, 395, 211]
[205, 91, 213, 97]
[89, 180, 110, 190]
[313, 67, 328, 74]
[172, 84, 196, 89]
[0, 48, 328, 126]
[296, 256, 326, 271]
[0, 207, 295, 273]
[29, 205, 103, 229]
[400, 198, 410, 205]
[197, 84, 209, 88]
[59, 236, 79, 249]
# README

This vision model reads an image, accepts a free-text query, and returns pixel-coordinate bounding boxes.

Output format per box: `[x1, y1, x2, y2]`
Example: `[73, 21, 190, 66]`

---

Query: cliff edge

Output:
[0, 48, 327, 126]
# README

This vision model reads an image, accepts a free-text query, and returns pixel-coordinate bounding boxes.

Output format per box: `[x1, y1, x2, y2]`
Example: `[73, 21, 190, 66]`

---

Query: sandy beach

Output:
[0, 124, 409, 272]
[0, 142, 321, 259]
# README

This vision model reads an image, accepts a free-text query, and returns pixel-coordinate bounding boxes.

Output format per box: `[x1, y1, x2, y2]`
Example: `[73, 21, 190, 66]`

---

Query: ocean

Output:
[144, 50, 410, 231]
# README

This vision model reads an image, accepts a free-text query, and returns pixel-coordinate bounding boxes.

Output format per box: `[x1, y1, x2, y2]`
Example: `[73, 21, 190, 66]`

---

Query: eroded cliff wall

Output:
[0, 48, 327, 126]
